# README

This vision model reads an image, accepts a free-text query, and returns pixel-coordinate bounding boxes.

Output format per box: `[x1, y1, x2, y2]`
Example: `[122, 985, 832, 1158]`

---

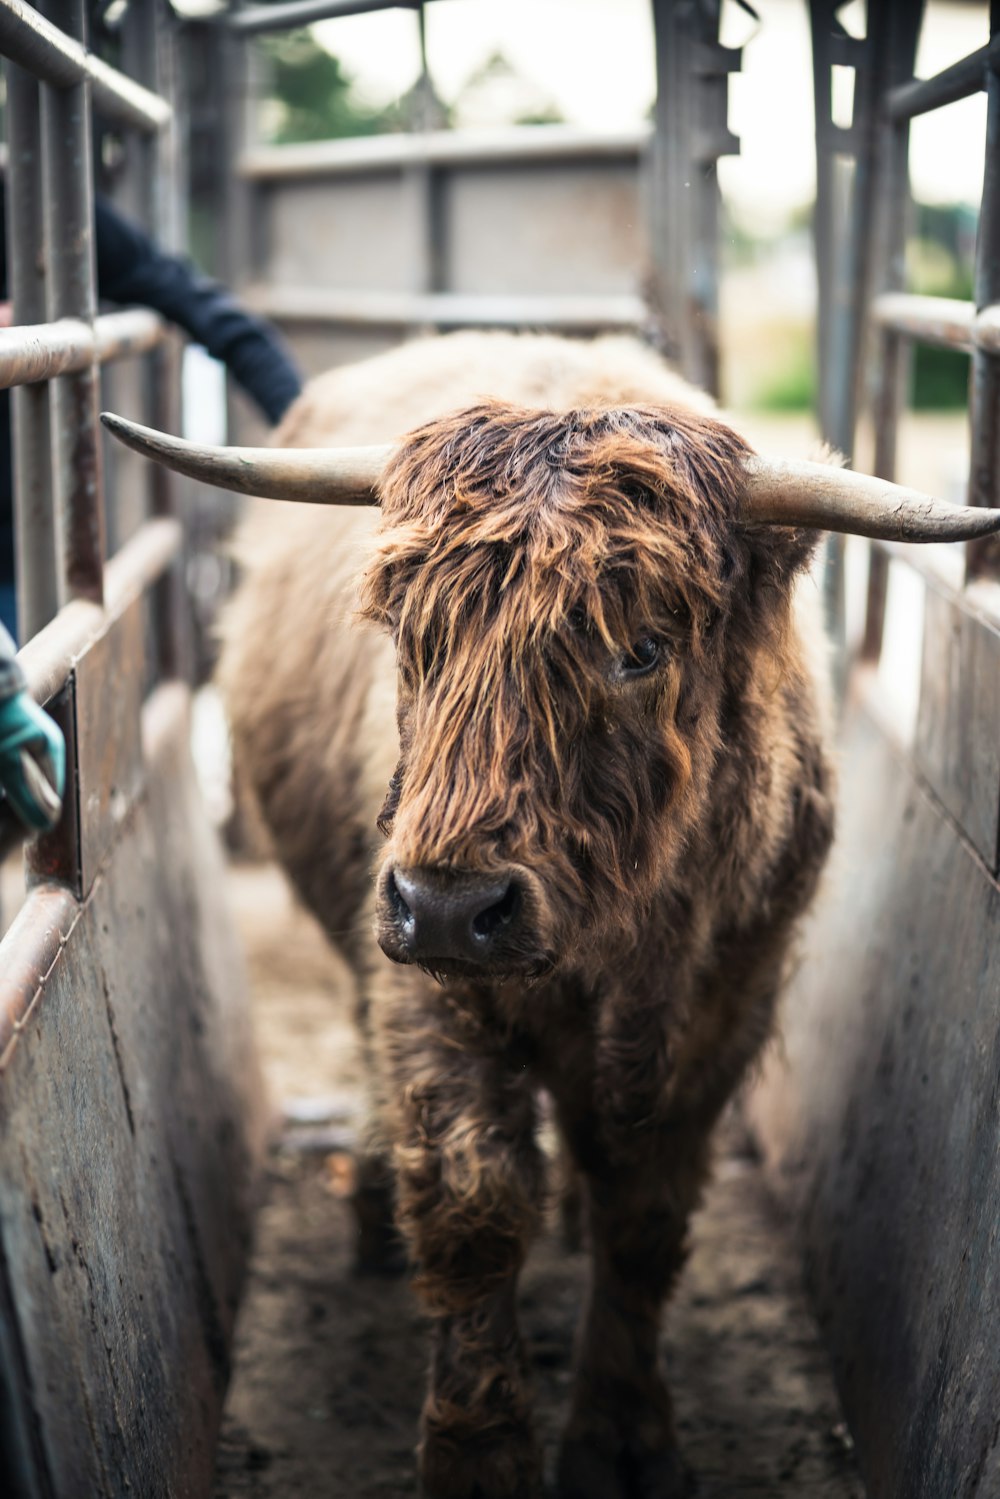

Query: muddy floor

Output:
[214, 865, 864, 1499]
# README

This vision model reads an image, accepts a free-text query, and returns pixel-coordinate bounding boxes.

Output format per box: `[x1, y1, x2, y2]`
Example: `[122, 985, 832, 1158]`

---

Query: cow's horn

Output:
[100, 413, 388, 505]
[743, 455, 1000, 542]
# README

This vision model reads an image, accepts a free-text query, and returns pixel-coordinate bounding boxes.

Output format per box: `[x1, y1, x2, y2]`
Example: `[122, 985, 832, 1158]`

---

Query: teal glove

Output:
[0, 690, 66, 833]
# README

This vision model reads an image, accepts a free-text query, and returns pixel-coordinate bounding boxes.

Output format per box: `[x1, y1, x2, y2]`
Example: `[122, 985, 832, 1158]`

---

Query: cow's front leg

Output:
[557, 1129, 710, 1499]
[385, 1005, 544, 1499]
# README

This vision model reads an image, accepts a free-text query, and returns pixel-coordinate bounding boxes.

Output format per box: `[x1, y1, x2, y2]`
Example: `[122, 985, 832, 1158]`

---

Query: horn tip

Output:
[100, 411, 130, 437]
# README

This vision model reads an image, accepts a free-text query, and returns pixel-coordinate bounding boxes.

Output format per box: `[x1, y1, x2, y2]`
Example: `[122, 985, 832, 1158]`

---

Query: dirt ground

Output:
[214, 864, 864, 1499]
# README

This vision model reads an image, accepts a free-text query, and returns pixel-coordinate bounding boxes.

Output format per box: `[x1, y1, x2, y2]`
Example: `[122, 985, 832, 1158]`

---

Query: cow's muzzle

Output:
[376, 863, 539, 977]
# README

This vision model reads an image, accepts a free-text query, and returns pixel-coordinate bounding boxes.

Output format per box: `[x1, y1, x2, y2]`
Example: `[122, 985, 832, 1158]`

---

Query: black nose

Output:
[384, 865, 523, 967]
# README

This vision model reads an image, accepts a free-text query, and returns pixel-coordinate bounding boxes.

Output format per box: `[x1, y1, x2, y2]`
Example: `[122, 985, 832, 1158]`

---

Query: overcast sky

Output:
[313, 0, 989, 232]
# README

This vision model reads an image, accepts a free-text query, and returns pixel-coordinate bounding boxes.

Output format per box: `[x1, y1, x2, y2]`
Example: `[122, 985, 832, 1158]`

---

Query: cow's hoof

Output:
[419, 1421, 543, 1499]
[557, 1435, 695, 1499]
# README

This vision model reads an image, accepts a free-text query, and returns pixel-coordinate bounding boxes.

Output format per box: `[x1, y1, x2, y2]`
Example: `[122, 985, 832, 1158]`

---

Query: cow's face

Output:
[361, 401, 781, 982]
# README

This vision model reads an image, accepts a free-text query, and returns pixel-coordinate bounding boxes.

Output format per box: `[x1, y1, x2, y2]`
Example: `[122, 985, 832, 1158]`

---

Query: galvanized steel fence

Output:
[0, 0, 184, 874]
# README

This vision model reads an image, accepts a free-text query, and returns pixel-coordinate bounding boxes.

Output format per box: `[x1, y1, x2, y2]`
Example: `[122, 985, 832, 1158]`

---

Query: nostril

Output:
[472, 882, 521, 942]
[386, 871, 414, 933]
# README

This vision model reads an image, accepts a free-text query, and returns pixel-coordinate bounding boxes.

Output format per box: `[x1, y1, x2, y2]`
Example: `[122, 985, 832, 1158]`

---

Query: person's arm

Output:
[0, 622, 65, 831]
[94, 197, 303, 427]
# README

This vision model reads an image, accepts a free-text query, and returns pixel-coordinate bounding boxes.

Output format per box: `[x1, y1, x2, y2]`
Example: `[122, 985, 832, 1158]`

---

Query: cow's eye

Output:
[616, 636, 662, 680]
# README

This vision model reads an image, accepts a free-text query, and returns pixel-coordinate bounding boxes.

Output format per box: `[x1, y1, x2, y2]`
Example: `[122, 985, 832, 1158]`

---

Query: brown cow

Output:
[103, 331, 1000, 1499]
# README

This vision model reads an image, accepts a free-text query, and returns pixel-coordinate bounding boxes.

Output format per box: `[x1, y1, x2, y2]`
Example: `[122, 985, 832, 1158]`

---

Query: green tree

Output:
[262, 29, 405, 143]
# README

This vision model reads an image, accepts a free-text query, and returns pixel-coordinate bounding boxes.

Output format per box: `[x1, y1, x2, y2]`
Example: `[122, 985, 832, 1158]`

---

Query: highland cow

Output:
[103, 331, 1000, 1499]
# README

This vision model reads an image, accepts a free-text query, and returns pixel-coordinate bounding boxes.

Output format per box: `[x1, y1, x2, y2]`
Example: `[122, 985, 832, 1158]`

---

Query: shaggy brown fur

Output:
[219, 332, 835, 1499]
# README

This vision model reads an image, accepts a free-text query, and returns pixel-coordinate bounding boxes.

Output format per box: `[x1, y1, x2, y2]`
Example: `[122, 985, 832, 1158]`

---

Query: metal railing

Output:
[0, 0, 184, 870]
[222, 0, 739, 400]
[811, 1, 1000, 655]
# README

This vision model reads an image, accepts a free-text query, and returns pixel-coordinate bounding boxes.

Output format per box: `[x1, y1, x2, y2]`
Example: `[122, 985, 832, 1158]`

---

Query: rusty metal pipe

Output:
[872, 292, 1000, 357]
[872, 293, 974, 352]
[0, 310, 166, 388]
[0, 0, 170, 132]
[11, 517, 182, 708]
[886, 38, 1000, 121]
[40, 0, 104, 608]
[6, 59, 59, 640]
[0, 883, 81, 1067]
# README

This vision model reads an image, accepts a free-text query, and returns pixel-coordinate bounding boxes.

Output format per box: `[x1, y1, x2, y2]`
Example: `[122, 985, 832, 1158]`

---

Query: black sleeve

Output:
[94, 196, 303, 427]
[0, 618, 25, 700]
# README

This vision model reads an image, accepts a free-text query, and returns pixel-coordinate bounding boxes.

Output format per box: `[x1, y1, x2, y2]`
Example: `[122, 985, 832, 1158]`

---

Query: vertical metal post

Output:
[810, 0, 923, 669]
[966, 2, 1000, 581]
[122, 0, 187, 680]
[404, 0, 446, 322]
[650, 0, 738, 400]
[6, 63, 59, 641]
[39, 0, 104, 607]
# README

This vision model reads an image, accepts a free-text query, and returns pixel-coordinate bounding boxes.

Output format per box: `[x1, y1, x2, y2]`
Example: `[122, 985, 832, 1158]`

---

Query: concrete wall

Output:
[749, 548, 1000, 1499]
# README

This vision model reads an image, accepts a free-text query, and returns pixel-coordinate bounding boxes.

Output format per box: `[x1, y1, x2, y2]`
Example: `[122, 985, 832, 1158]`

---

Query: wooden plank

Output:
[749, 691, 1000, 1499]
[245, 285, 646, 332]
[0, 683, 266, 1499]
[913, 581, 1000, 870]
[239, 123, 647, 180]
[74, 596, 145, 894]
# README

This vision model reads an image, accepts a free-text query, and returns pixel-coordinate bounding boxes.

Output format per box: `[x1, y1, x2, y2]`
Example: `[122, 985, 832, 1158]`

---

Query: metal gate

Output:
[751, 8, 1000, 1496]
[0, 6, 264, 1497]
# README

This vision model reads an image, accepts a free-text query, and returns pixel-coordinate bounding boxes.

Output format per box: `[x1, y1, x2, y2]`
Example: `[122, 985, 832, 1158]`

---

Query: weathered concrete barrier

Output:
[751, 643, 1000, 1499]
[0, 683, 267, 1499]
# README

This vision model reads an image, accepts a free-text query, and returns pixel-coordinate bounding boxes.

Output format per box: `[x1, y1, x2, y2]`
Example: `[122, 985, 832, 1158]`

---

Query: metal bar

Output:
[0, 883, 80, 1066]
[40, 0, 103, 608]
[870, 294, 1000, 356]
[239, 123, 648, 180]
[649, 0, 735, 395]
[809, 0, 836, 440]
[863, 104, 914, 663]
[967, 0, 1000, 582]
[229, 0, 420, 34]
[5, 62, 58, 641]
[0, 310, 164, 389]
[0, 0, 171, 132]
[872, 293, 974, 351]
[973, 306, 1000, 353]
[242, 284, 646, 330]
[886, 38, 1000, 121]
[12, 517, 182, 707]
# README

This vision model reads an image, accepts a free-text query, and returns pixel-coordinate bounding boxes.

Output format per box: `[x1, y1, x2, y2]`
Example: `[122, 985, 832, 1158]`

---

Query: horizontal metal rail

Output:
[0, 0, 171, 133]
[229, 0, 421, 33]
[872, 293, 1000, 355]
[16, 516, 182, 707]
[0, 515, 182, 861]
[244, 284, 646, 331]
[873, 293, 973, 350]
[0, 884, 81, 1069]
[240, 123, 648, 180]
[0, 310, 166, 389]
[886, 36, 1000, 120]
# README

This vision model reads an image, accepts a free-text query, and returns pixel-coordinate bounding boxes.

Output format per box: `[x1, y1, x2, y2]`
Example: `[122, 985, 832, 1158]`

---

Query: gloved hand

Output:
[0, 689, 66, 833]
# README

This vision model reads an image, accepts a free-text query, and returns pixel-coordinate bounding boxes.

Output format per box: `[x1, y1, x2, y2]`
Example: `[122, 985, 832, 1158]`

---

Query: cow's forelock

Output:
[360, 400, 759, 967]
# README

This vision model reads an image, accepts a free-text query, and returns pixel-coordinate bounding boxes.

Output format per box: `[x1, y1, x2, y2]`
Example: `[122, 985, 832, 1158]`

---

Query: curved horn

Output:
[744, 456, 1000, 542]
[100, 412, 389, 505]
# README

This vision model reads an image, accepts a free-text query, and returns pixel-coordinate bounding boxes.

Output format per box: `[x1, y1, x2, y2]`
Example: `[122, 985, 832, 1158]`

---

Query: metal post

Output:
[810, 0, 922, 670]
[650, 0, 738, 400]
[863, 102, 918, 660]
[966, 2, 1000, 580]
[39, 0, 104, 606]
[6, 62, 59, 640]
